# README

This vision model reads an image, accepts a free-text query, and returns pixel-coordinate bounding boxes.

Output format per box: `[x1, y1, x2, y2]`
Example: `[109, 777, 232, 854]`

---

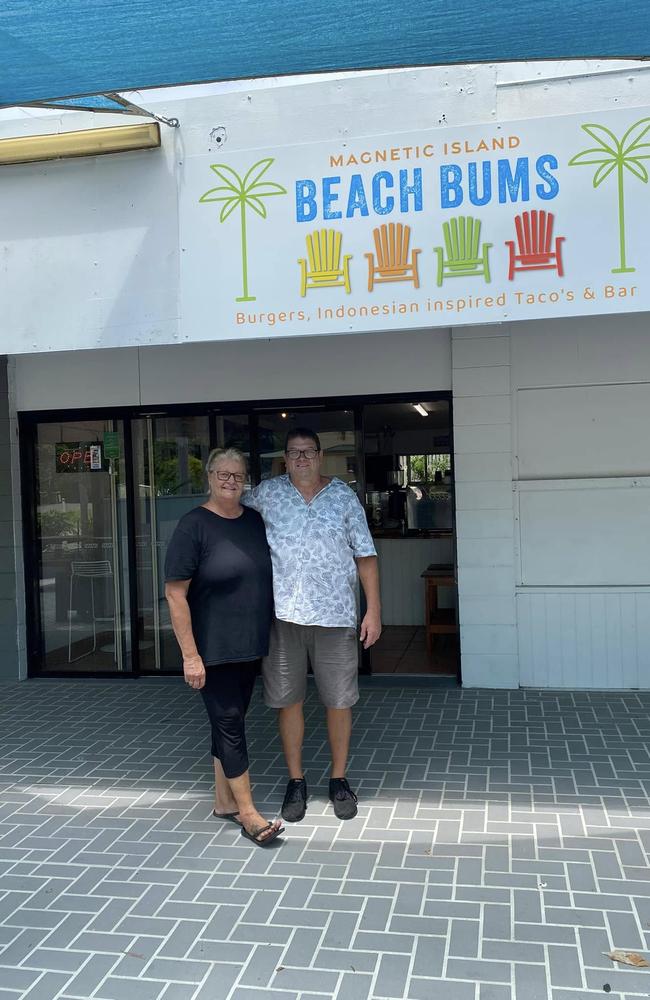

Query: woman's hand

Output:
[183, 655, 206, 690]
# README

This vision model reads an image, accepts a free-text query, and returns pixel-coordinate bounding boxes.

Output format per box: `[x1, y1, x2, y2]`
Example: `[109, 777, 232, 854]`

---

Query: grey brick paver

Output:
[446, 958, 511, 984]
[373, 954, 410, 998]
[336, 971, 373, 999]
[606, 910, 644, 949]
[271, 967, 340, 992]
[548, 945, 583, 988]
[315, 948, 377, 973]
[239, 945, 284, 987]
[514, 962, 550, 999]
[62, 954, 117, 998]
[354, 931, 415, 953]
[22, 972, 74, 1000]
[143, 957, 210, 983]
[408, 979, 475, 1000]
[479, 986, 512, 1000]
[0, 968, 41, 991]
[4, 683, 650, 1000]
[449, 917, 480, 957]
[95, 978, 167, 1000]
[322, 912, 360, 948]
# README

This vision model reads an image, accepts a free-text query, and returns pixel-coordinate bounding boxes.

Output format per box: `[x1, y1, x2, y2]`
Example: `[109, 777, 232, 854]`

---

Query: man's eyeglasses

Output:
[211, 471, 246, 483]
[286, 448, 319, 460]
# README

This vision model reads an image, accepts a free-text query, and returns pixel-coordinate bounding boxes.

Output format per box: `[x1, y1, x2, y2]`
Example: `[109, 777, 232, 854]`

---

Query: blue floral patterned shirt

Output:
[242, 475, 377, 627]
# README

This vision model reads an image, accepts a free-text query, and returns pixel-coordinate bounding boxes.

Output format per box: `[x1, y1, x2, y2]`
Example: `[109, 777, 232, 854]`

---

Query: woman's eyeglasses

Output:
[211, 471, 246, 483]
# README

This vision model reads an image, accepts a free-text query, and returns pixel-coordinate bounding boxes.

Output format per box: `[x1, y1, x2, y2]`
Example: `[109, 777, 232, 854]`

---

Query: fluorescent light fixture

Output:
[413, 403, 429, 417]
[0, 123, 161, 166]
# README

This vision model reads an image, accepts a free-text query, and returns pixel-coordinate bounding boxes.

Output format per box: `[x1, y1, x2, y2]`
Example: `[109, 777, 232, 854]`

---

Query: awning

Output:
[1, 0, 649, 110]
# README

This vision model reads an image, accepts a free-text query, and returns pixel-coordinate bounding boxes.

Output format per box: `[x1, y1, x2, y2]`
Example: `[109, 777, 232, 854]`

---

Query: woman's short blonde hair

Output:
[205, 447, 248, 477]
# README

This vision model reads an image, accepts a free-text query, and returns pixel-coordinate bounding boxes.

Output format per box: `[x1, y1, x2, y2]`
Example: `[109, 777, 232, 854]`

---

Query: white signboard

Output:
[181, 107, 650, 341]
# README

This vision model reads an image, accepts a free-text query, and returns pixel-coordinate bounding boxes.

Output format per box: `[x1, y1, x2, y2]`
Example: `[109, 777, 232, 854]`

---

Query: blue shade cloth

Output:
[0, 0, 649, 107]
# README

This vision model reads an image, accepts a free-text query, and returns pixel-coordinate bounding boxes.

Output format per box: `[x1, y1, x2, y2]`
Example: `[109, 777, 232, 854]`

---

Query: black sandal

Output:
[213, 810, 242, 828]
[240, 821, 284, 847]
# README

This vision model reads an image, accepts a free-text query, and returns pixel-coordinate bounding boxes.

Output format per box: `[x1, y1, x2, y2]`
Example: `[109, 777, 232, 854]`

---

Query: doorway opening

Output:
[363, 398, 458, 677]
[21, 393, 458, 680]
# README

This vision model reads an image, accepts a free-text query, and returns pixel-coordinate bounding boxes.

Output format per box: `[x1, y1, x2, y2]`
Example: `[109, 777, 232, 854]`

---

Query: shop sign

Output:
[56, 442, 104, 473]
[181, 106, 650, 339]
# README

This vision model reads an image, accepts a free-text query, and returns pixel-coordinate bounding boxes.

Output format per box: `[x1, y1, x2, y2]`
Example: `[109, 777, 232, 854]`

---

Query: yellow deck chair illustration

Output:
[365, 223, 420, 291]
[434, 216, 492, 286]
[299, 229, 352, 295]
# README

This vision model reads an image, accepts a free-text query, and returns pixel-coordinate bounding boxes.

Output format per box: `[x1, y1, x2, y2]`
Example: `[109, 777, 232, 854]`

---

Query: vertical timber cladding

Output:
[180, 107, 650, 344]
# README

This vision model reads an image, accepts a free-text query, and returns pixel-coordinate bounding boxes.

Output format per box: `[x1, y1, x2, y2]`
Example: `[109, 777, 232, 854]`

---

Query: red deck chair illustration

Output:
[505, 209, 565, 280]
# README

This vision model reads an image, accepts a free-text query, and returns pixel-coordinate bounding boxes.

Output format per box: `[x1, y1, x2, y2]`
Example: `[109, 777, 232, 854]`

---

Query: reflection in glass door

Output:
[131, 416, 211, 670]
[257, 408, 359, 490]
[34, 419, 130, 672]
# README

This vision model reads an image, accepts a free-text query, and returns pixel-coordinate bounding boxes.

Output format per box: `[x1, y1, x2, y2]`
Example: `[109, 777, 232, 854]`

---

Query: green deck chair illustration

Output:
[434, 216, 492, 286]
[299, 228, 352, 295]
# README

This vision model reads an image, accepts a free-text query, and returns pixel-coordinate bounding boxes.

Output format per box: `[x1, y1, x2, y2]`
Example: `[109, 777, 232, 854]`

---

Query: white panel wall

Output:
[517, 384, 650, 479]
[518, 590, 650, 688]
[512, 313, 650, 689]
[518, 478, 650, 586]
[453, 326, 518, 688]
[13, 326, 451, 410]
[511, 313, 650, 391]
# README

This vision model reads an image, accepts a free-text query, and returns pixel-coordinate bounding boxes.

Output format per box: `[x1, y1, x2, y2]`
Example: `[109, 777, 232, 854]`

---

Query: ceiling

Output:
[1, 1, 648, 109]
[256, 401, 449, 435]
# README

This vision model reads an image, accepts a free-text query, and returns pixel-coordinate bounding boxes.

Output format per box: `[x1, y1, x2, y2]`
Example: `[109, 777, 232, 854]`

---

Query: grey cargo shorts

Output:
[262, 618, 360, 709]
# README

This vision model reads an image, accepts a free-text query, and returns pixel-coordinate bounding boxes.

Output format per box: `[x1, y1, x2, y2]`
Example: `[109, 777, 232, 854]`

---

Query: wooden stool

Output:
[421, 564, 458, 655]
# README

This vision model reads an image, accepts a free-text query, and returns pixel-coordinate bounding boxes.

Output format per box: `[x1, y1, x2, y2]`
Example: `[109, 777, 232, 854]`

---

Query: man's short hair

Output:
[284, 427, 321, 453]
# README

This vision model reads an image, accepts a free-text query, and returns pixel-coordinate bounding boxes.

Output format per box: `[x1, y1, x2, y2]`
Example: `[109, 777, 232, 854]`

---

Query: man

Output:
[243, 427, 381, 821]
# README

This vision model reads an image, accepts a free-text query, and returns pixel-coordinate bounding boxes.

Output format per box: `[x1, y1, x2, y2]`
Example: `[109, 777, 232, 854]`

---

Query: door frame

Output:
[19, 389, 453, 678]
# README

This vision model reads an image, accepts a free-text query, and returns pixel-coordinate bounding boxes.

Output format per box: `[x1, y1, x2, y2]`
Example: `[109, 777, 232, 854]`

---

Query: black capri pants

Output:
[199, 660, 260, 779]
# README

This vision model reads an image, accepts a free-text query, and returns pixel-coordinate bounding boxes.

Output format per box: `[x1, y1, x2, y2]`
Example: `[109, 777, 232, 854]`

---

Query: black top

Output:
[164, 505, 274, 666]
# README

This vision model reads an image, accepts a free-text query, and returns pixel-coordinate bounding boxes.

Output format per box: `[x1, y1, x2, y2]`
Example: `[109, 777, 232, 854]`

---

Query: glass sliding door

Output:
[33, 419, 130, 672]
[131, 415, 212, 671]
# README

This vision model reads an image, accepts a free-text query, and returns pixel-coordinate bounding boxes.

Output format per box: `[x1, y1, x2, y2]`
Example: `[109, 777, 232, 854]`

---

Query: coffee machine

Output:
[387, 469, 408, 531]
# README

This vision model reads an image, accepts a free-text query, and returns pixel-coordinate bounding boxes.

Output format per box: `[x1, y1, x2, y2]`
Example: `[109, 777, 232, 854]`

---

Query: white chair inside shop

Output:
[67, 560, 116, 662]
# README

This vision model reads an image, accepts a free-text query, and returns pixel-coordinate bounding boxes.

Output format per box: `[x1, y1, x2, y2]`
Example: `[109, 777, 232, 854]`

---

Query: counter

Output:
[374, 535, 455, 626]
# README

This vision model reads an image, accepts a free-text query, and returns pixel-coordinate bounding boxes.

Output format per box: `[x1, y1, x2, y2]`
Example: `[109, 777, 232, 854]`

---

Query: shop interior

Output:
[363, 398, 457, 676]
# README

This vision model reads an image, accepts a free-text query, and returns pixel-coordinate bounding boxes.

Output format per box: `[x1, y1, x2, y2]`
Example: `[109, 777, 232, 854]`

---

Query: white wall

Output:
[512, 313, 650, 688]
[14, 326, 451, 410]
[452, 326, 518, 688]
[450, 309, 650, 690]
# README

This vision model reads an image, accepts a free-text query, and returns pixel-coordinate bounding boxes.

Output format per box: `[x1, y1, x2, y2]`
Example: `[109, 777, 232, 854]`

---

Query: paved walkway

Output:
[2, 679, 650, 1000]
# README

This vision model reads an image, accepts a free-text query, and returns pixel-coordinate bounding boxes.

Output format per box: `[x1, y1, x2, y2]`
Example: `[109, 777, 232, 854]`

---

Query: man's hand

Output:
[360, 610, 382, 649]
[183, 655, 206, 690]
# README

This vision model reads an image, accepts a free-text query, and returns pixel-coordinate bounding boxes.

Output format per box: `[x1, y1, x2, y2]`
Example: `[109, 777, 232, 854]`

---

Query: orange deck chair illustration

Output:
[434, 216, 491, 286]
[506, 209, 565, 280]
[299, 228, 352, 295]
[365, 222, 421, 291]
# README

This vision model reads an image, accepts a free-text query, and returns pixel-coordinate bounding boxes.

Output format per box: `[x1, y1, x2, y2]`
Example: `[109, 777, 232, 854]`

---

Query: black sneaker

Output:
[281, 777, 308, 823]
[329, 777, 358, 820]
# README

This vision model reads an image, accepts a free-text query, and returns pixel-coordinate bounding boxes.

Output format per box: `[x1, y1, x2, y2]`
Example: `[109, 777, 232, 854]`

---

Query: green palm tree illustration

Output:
[568, 117, 650, 273]
[199, 157, 287, 301]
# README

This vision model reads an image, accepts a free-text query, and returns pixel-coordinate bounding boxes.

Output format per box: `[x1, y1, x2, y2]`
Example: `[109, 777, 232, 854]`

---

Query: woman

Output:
[164, 447, 283, 847]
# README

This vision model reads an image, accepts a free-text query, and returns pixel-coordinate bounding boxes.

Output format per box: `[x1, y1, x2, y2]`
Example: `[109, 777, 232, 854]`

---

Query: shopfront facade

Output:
[2, 60, 650, 687]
